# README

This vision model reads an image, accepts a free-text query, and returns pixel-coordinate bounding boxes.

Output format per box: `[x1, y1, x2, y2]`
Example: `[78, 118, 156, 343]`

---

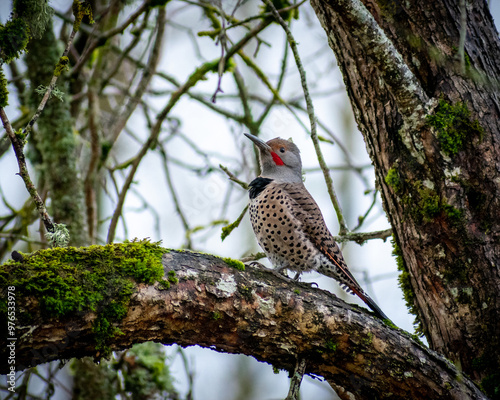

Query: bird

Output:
[244, 133, 389, 320]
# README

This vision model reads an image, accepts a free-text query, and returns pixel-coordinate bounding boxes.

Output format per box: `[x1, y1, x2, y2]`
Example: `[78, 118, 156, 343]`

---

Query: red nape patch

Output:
[271, 152, 284, 166]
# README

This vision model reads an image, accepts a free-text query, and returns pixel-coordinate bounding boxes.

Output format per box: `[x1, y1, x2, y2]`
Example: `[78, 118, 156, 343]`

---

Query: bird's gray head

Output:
[245, 133, 302, 183]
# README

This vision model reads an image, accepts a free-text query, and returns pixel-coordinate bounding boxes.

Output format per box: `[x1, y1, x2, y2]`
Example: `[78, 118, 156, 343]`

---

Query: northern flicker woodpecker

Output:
[245, 133, 388, 320]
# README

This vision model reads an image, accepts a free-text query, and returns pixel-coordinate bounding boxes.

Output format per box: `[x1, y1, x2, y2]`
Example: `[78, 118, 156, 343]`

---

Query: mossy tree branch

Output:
[0, 248, 485, 399]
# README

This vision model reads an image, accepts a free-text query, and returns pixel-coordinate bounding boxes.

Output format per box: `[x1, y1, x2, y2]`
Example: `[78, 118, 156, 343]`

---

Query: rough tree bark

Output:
[0, 250, 487, 399]
[309, 0, 500, 395]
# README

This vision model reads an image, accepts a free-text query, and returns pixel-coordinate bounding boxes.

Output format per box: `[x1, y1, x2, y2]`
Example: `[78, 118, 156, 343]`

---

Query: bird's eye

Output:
[279, 147, 285, 153]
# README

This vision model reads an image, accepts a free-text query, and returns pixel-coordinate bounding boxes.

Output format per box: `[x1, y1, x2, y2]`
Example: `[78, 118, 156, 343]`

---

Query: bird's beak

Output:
[244, 133, 271, 152]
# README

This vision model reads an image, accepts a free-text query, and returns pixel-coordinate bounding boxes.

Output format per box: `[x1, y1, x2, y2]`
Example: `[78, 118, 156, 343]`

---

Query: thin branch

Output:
[159, 147, 192, 249]
[174, 348, 194, 400]
[22, 20, 79, 137]
[219, 164, 248, 190]
[255, 33, 289, 128]
[304, 164, 372, 173]
[221, 204, 248, 241]
[351, 189, 378, 232]
[99, 9, 152, 93]
[210, 0, 228, 103]
[286, 358, 307, 400]
[332, 228, 393, 244]
[181, 0, 305, 30]
[107, 8, 165, 148]
[71, 0, 152, 75]
[0, 108, 55, 234]
[230, 0, 307, 30]
[262, 0, 348, 234]
[232, 68, 253, 127]
[239, 252, 267, 263]
[84, 86, 101, 243]
[106, 7, 167, 243]
[0, 233, 45, 245]
[106, 18, 271, 242]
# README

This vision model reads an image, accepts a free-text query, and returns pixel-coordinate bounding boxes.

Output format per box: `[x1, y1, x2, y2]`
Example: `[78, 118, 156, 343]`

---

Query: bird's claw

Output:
[299, 281, 319, 288]
[247, 263, 318, 288]
[292, 271, 318, 288]
[247, 262, 289, 279]
[247, 261, 267, 270]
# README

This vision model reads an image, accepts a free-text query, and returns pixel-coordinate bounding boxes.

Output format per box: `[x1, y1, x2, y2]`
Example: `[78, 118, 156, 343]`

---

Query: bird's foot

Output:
[247, 262, 291, 280]
[292, 271, 318, 288]
[275, 266, 291, 278]
[247, 261, 268, 270]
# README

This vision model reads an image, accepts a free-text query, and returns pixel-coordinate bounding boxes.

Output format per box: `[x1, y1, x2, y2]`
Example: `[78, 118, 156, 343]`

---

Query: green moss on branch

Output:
[0, 68, 8, 107]
[0, 18, 30, 63]
[222, 257, 245, 271]
[0, 239, 165, 356]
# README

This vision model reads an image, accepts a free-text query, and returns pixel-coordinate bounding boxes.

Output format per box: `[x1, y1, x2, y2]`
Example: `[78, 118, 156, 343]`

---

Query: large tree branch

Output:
[0, 248, 485, 399]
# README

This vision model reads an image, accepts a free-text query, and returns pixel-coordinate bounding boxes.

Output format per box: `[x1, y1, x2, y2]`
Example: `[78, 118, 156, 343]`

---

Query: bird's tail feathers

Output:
[350, 287, 389, 321]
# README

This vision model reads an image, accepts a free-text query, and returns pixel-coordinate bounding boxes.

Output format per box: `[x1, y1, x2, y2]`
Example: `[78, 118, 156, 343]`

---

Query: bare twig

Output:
[105, 7, 167, 243]
[107, 8, 165, 148]
[232, 68, 253, 127]
[351, 190, 379, 232]
[174, 348, 195, 400]
[187, 0, 306, 32]
[0, 108, 55, 234]
[100, 9, 152, 92]
[219, 164, 248, 190]
[22, 14, 81, 137]
[0, 233, 45, 246]
[106, 19, 271, 242]
[71, 0, 152, 75]
[261, 0, 348, 234]
[221, 205, 248, 241]
[211, 0, 228, 103]
[239, 252, 267, 263]
[84, 86, 101, 243]
[255, 34, 289, 127]
[160, 147, 193, 249]
[333, 228, 393, 244]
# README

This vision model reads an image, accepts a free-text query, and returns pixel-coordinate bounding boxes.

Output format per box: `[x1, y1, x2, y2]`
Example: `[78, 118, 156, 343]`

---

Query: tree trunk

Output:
[0, 249, 487, 399]
[309, 0, 500, 395]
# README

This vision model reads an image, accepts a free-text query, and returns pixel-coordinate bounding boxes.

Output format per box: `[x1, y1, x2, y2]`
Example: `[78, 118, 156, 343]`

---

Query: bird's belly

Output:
[249, 198, 321, 272]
